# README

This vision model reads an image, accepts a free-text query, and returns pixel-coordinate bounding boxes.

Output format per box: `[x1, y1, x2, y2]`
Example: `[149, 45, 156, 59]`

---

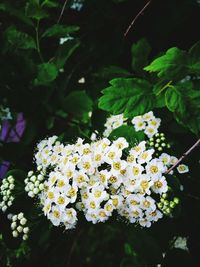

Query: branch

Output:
[165, 138, 200, 174]
[124, 0, 152, 37]
[57, 0, 69, 24]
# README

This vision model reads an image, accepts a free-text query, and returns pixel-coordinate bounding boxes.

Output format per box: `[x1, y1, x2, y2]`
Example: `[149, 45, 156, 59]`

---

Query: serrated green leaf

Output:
[4, 26, 36, 50]
[109, 125, 145, 145]
[42, 25, 80, 38]
[144, 47, 187, 79]
[98, 78, 155, 118]
[165, 87, 181, 112]
[131, 38, 151, 72]
[34, 63, 58, 85]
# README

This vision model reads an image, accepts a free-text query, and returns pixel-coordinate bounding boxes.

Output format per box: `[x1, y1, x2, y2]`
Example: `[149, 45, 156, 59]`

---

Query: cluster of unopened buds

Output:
[0, 175, 15, 212]
[24, 170, 45, 198]
[8, 212, 29, 240]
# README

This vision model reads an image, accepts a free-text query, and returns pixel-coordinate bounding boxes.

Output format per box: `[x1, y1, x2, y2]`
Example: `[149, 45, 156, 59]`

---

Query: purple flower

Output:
[0, 113, 26, 142]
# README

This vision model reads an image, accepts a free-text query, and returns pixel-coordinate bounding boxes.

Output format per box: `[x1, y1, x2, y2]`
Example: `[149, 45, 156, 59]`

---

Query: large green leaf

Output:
[165, 87, 183, 112]
[34, 63, 58, 85]
[144, 47, 187, 79]
[42, 25, 80, 38]
[98, 78, 155, 117]
[4, 26, 36, 50]
[131, 38, 151, 72]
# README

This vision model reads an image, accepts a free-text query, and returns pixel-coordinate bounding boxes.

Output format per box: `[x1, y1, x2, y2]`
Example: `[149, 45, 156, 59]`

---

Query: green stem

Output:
[35, 20, 43, 62]
[156, 80, 173, 96]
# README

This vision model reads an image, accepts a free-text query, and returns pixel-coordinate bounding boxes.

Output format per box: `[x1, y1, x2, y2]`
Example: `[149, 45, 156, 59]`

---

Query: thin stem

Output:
[165, 138, 200, 174]
[124, 0, 152, 37]
[35, 20, 43, 62]
[57, 0, 69, 24]
[156, 80, 173, 96]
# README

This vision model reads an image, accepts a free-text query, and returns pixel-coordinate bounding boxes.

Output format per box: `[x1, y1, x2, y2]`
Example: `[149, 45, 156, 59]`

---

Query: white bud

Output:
[2, 206, 7, 212]
[37, 165, 42, 171]
[22, 234, 28, 240]
[25, 185, 29, 192]
[34, 181, 40, 187]
[12, 215, 18, 221]
[28, 191, 34, 198]
[28, 182, 34, 190]
[28, 171, 34, 177]
[33, 188, 39, 195]
[11, 222, 17, 229]
[20, 218, 27, 225]
[17, 212, 24, 220]
[9, 184, 15, 190]
[8, 176, 14, 183]
[7, 201, 13, 207]
[30, 176, 36, 182]
[12, 230, 18, 238]
[3, 196, 8, 201]
[37, 174, 43, 181]
[24, 178, 28, 184]
[39, 184, 44, 190]
[23, 227, 29, 234]
[17, 225, 23, 233]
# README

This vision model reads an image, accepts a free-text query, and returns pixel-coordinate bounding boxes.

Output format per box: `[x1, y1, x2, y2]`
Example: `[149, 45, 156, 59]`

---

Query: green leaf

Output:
[34, 63, 58, 85]
[131, 38, 151, 72]
[41, 0, 58, 8]
[62, 91, 93, 122]
[109, 125, 145, 145]
[42, 25, 80, 38]
[25, 2, 49, 20]
[144, 47, 187, 79]
[98, 78, 155, 118]
[4, 26, 36, 50]
[187, 42, 200, 74]
[165, 87, 182, 112]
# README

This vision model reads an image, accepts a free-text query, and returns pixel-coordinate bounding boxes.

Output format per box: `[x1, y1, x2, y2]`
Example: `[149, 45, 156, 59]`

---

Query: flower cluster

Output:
[103, 114, 127, 137]
[28, 135, 176, 229]
[24, 170, 45, 198]
[8, 212, 29, 240]
[131, 111, 161, 138]
[70, 0, 84, 11]
[0, 175, 15, 212]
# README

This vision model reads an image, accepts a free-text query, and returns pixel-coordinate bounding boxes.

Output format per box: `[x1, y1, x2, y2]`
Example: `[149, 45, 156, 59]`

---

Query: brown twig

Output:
[124, 0, 152, 37]
[165, 138, 200, 174]
[57, 0, 69, 24]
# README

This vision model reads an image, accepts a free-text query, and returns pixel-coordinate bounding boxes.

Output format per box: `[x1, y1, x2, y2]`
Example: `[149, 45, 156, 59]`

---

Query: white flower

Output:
[151, 176, 168, 194]
[137, 149, 154, 164]
[159, 153, 171, 166]
[48, 206, 62, 226]
[146, 159, 166, 178]
[177, 164, 189, 174]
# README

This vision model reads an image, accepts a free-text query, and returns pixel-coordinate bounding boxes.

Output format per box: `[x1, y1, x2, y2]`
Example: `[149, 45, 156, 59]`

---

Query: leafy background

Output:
[0, 0, 200, 266]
